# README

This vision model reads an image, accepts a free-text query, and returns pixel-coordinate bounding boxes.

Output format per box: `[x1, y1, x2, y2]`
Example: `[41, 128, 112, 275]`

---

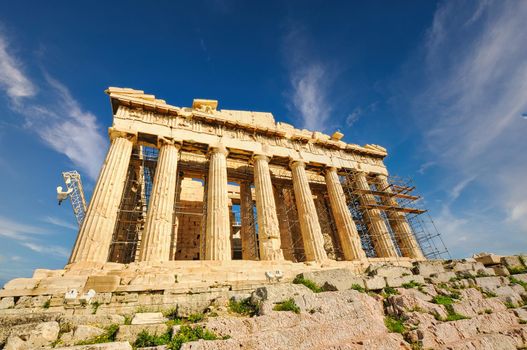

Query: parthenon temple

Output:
[69, 87, 429, 266]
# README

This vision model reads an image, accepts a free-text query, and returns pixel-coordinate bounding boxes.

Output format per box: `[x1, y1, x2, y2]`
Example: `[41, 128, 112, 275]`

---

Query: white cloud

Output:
[21, 242, 69, 259]
[408, 0, 527, 256]
[0, 35, 36, 101]
[0, 215, 47, 241]
[346, 108, 361, 127]
[43, 216, 78, 231]
[0, 31, 107, 180]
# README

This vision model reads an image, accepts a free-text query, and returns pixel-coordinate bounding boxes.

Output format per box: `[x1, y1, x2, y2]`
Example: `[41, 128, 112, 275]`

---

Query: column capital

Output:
[108, 127, 137, 143]
[325, 166, 338, 174]
[289, 159, 306, 169]
[252, 153, 270, 163]
[208, 144, 229, 157]
[157, 136, 182, 149]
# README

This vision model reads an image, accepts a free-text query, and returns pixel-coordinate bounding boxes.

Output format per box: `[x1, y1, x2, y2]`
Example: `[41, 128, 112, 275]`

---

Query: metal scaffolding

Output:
[341, 169, 450, 259]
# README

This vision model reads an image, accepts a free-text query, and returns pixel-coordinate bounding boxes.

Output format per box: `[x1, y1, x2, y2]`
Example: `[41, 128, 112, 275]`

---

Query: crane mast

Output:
[57, 170, 87, 227]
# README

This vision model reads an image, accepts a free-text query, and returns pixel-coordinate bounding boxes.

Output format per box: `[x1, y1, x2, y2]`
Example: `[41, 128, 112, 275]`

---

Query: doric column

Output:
[290, 160, 327, 261]
[239, 180, 258, 260]
[354, 171, 398, 258]
[204, 145, 231, 260]
[376, 175, 424, 259]
[274, 186, 295, 261]
[253, 154, 284, 260]
[69, 129, 134, 263]
[138, 138, 180, 262]
[325, 167, 367, 261]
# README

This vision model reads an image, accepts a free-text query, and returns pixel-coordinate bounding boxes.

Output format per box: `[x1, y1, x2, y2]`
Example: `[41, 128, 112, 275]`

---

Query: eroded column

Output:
[290, 160, 327, 261]
[274, 186, 295, 261]
[376, 175, 424, 259]
[253, 154, 283, 260]
[138, 138, 180, 262]
[204, 146, 231, 260]
[69, 130, 134, 263]
[325, 167, 366, 261]
[239, 180, 258, 260]
[354, 171, 398, 258]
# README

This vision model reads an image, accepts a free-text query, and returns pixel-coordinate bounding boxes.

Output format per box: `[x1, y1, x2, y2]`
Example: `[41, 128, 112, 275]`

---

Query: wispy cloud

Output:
[406, 0, 527, 256]
[21, 242, 69, 258]
[0, 30, 107, 180]
[43, 216, 78, 231]
[283, 25, 334, 131]
[0, 35, 36, 101]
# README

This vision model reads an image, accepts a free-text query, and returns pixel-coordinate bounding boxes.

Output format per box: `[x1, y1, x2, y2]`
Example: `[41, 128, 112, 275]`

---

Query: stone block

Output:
[0, 297, 15, 309]
[491, 266, 510, 277]
[363, 276, 386, 290]
[251, 284, 312, 304]
[129, 274, 176, 286]
[501, 256, 525, 269]
[116, 324, 168, 342]
[475, 276, 506, 292]
[111, 292, 139, 303]
[513, 307, 527, 321]
[474, 253, 502, 266]
[428, 271, 457, 284]
[385, 275, 425, 288]
[512, 273, 527, 283]
[60, 325, 105, 346]
[367, 265, 412, 278]
[33, 269, 65, 279]
[413, 260, 445, 277]
[58, 314, 126, 327]
[131, 312, 167, 325]
[84, 275, 121, 293]
[54, 342, 132, 350]
[36, 276, 87, 293]
[451, 261, 485, 273]
[3, 278, 39, 290]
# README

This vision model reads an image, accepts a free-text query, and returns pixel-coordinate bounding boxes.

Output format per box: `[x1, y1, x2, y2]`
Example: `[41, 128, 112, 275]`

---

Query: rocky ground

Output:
[2, 253, 527, 349]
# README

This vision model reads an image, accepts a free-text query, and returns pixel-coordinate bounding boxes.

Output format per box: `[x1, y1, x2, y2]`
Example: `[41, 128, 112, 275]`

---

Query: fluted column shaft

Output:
[290, 160, 327, 261]
[205, 146, 231, 260]
[354, 171, 398, 257]
[138, 140, 180, 262]
[69, 132, 134, 263]
[253, 155, 284, 260]
[325, 167, 367, 260]
[376, 175, 424, 259]
[239, 180, 258, 260]
[274, 186, 295, 261]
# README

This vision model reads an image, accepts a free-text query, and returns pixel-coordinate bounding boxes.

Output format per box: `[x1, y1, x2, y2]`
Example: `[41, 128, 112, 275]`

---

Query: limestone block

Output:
[111, 293, 139, 304]
[501, 256, 525, 269]
[14, 295, 51, 309]
[450, 289, 506, 317]
[413, 260, 445, 277]
[84, 275, 121, 293]
[385, 275, 425, 288]
[512, 273, 527, 283]
[58, 314, 126, 327]
[4, 336, 25, 350]
[33, 269, 65, 279]
[129, 274, 175, 286]
[492, 266, 510, 276]
[494, 286, 524, 306]
[367, 265, 412, 278]
[299, 268, 358, 291]
[475, 276, 507, 292]
[363, 276, 386, 290]
[428, 271, 457, 284]
[3, 278, 39, 290]
[477, 267, 497, 276]
[451, 261, 485, 273]
[387, 294, 447, 319]
[115, 324, 167, 342]
[23, 321, 60, 348]
[513, 307, 527, 321]
[131, 312, 168, 325]
[54, 342, 132, 350]
[251, 284, 312, 304]
[60, 325, 105, 346]
[36, 276, 88, 293]
[474, 253, 502, 266]
[0, 296, 15, 309]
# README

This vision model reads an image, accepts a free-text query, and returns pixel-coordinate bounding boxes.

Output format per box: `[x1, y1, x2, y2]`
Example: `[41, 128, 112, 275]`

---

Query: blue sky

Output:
[0, 1, 526, 285]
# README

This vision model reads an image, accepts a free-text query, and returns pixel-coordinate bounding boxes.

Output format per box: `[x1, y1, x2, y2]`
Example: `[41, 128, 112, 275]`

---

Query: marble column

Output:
[69, 130, 134, 263]
[239, 180, 258, 260]
[253, 154, 284, 260]
[325, 167, 367, 261]
[354, 171, 398, 258]
[274, 186, 295, 261]
[138, 139, 180, 262]
[290, 160, 327, 261]
[376, 175, 424, 259]
[204, 146, 231, 260]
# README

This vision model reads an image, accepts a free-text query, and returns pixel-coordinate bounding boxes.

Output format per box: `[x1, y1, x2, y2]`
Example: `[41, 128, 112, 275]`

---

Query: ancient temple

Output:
[69, 87, 425, 266]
